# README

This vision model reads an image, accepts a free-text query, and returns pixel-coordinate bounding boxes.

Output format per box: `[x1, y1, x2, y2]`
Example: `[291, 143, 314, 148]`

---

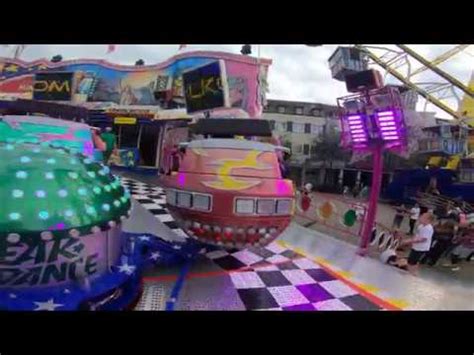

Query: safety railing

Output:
[294, 191, 399, 254]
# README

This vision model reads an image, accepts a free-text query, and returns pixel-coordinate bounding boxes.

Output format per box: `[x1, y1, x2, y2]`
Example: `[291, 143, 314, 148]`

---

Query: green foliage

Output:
[311, 131, 348, 165]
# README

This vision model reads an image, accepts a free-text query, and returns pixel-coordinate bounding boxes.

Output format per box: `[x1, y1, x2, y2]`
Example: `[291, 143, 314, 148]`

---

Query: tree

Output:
[310, 130, 348, 185]
[135, 59, 145, 66]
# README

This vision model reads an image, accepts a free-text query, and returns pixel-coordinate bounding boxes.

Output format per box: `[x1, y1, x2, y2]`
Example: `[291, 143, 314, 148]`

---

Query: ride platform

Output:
[120, 174, 473, 311]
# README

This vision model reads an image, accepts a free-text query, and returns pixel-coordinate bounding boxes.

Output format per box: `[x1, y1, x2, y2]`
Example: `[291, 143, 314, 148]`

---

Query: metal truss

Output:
[355, 45, 473, 120]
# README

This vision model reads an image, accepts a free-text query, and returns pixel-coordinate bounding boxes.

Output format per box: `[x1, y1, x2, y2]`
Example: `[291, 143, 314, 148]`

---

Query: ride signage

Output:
[182, 61, 230, 113]
[114, 117, 137, 125]
[33, 72, 74, 101]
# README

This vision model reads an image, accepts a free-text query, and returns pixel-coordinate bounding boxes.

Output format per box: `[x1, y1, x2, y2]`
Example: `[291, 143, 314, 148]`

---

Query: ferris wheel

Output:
[327, 45, 474, 123]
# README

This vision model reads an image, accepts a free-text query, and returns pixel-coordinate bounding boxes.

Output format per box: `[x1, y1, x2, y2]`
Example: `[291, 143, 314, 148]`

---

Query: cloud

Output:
[0, 44, 471, 118]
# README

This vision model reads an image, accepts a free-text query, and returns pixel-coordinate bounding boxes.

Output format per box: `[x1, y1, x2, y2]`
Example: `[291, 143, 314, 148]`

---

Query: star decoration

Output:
[63, 289, 71, 294]
[138, 236, 150, 241]
[173, 245, 182, 250]
[118, 263, 136, 275]
[150, 252, 161, 260]
[9, 293, 17, 299]
[34, 298, 64, 311]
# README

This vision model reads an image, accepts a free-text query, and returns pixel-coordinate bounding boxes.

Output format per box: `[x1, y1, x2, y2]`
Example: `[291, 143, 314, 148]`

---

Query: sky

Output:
[0, 44, 472, 119]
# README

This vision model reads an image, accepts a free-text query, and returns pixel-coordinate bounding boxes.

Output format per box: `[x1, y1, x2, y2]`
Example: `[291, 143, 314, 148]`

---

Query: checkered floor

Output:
[120, 177, 187, 238]
[120, 176, 384, 311]
[206, 243, 382, 311]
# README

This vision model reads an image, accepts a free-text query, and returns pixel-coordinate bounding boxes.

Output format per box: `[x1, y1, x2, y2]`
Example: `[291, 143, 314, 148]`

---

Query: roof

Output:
[264, 99, 338, 117]
[0, 50, 272, 73]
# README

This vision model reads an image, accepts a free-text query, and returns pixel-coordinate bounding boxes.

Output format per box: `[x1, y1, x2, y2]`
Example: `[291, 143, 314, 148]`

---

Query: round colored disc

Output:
[343, 209, 357, 227]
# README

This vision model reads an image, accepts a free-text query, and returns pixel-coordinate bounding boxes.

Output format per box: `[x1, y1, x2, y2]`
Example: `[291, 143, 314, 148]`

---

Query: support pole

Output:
[358, 143, 384, 255]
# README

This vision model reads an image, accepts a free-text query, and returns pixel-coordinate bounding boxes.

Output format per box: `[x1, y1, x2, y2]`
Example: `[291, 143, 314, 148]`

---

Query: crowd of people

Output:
[380, 201, 474, 275]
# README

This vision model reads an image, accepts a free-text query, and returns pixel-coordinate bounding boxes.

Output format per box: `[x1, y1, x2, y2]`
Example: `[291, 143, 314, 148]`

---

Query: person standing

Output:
[91, 127, 106, 162]
[300, 183, 313, 213]
[402, 212, 435, 276]
[100, 127, 117, 165]
[442, 224, 474, 271]
[343, 186, 350, 197]
[392, 204, 406, 229]
[408, 203, 421, 235]
[422, 215, 458, 266]
[352, 183, 360, 199]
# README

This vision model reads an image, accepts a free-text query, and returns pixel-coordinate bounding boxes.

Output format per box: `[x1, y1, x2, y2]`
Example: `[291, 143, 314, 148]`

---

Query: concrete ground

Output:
[294, 192, 474, 284]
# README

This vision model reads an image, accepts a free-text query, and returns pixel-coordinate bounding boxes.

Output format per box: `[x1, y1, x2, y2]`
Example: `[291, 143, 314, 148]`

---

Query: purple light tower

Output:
[338, 84, 407, 254]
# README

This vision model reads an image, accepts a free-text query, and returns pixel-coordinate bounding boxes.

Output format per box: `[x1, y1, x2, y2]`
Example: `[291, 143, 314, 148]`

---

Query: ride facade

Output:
[0, 50, 275, 310]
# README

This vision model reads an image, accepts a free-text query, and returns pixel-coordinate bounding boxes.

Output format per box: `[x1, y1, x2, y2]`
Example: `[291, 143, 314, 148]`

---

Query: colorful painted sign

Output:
[114, 117, 137, 125]
[109, 148, 139, 167]
[0, 51, 272, 118]
[33, 72, 74, 101]
[182, 61, 229, 113]
[0, 233, 103, 287]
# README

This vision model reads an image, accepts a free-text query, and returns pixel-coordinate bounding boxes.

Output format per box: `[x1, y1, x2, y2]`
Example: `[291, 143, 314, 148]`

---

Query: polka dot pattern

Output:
[1, 141, 131, 239]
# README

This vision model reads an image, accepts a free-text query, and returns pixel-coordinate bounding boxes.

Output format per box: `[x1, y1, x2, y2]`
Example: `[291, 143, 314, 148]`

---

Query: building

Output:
[263, 99, 352, 188]
[263, 99, 339, 161]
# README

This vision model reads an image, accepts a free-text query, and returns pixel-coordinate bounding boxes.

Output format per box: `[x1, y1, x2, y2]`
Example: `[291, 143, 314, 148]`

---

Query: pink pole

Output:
[358, 143, 384, 255]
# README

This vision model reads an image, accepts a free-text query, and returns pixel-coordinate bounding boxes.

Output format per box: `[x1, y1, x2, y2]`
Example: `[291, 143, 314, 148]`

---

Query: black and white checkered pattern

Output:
[120, 177, 187, 238]
[206, 242, 383, 311]
[120, 176, 384, 311]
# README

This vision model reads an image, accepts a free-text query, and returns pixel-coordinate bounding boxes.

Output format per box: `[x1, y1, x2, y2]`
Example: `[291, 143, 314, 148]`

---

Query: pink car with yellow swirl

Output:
[160, 138, 295, 249]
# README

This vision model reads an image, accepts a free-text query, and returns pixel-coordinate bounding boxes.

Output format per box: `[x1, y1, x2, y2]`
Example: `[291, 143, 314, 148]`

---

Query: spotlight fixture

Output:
[51, 55, 63, 63]
[240, 45, 252, 55]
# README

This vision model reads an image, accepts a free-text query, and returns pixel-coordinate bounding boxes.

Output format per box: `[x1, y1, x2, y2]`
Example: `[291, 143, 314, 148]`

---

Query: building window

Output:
[275, 122, 286, 132]
[278, 106, 286, 114]
[287, 121, 293, 132]
[269, 120, 276, 130]
[305, 123, 311, 134]
[293, 122, 305, 133]
[310, 145, 317, 155]
[296, 107, 304, 115]
[312, 109, 321, 117]
[303, 144, 310, 156]
[294, 144, 303, 154]
[311, 124, 323, 135]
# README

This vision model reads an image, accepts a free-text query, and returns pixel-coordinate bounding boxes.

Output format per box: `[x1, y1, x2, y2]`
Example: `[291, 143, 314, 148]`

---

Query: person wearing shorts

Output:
[402, 212, 435, 275]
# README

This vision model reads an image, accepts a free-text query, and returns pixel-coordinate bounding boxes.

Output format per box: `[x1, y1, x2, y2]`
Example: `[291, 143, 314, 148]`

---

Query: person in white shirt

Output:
[408, 203, 420, 235]
[401, 212, 435, 275]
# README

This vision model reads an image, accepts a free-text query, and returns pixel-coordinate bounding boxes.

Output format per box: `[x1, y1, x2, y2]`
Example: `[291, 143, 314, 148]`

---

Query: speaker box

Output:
[345, 69, 383, 93]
